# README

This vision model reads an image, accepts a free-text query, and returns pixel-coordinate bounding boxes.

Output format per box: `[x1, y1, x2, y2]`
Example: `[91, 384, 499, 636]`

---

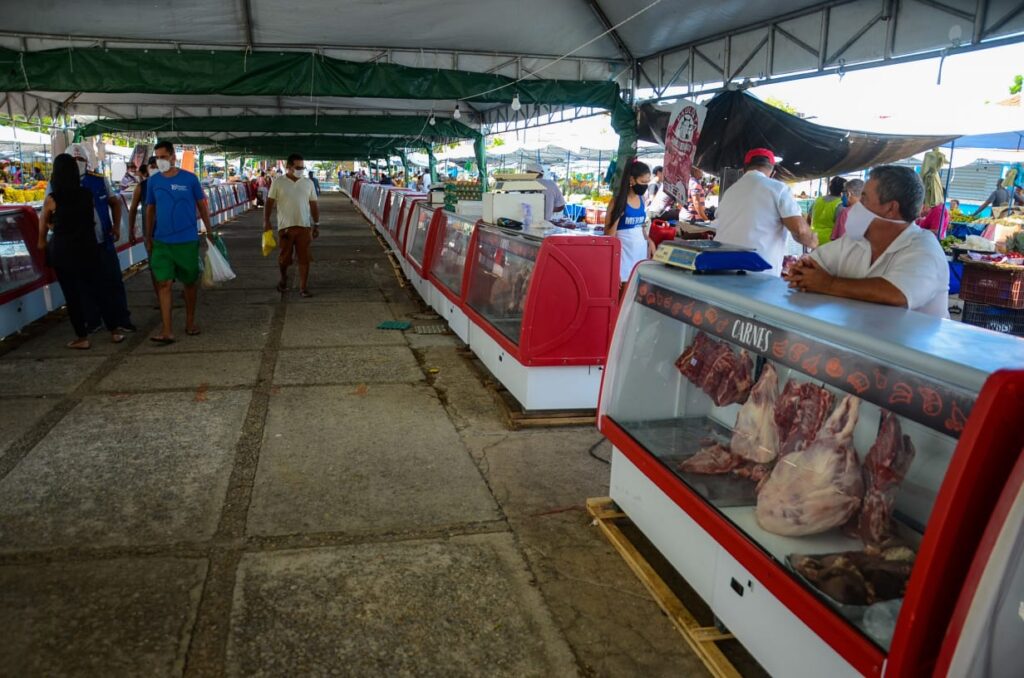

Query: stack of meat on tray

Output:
[675, 333, 917, 545]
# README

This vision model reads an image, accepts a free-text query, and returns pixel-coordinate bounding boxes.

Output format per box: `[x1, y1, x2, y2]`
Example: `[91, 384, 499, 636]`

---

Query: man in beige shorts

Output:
[264, 153, 320, 297]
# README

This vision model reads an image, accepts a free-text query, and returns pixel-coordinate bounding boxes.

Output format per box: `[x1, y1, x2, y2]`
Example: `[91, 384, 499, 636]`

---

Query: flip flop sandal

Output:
[186, 328, 202, 336]
[300, 289, 313, 298]
[150, 336, 176, 345]
[67, 340, 91, 350]
[276, 281, 288, 293]
[111, 334, 127, 344]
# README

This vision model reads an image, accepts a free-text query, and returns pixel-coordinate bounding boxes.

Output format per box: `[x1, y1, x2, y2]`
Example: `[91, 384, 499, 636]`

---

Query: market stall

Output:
[598, 261, 1024, 677]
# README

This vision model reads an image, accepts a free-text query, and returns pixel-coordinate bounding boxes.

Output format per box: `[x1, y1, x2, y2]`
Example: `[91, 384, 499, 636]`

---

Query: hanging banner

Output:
[661, 99, 707, 201]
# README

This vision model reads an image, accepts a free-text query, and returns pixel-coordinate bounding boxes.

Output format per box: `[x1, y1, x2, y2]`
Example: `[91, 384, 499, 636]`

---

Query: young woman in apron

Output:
[605, 160, 654, 285]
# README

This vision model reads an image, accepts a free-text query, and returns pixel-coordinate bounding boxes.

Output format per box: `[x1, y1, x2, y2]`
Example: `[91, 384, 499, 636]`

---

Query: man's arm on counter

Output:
[787, 258, 908, 306]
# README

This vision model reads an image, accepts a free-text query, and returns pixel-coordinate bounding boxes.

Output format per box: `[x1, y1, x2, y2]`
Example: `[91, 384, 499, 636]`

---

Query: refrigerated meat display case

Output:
[402, 203, 444, 302]
[463, 224, 619, 410]
[396, 196, 428, 269]
[426, 212, 481, 342]
[597, 261, 1024, 677]
[0, 206, 60, 337]
[390, 192, 426, 253]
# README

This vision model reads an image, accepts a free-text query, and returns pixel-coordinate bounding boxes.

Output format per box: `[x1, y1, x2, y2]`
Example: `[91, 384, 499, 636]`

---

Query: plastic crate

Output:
[959, 262, 1024, 309]
[961, 301, 1024, 336]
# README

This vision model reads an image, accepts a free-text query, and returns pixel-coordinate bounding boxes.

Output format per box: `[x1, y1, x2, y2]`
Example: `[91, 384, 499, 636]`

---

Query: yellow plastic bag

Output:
[261, 229, 277, 257]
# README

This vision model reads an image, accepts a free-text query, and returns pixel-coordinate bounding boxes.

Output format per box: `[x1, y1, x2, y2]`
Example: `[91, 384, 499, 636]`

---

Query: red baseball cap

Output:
[744, 148, 779, 165]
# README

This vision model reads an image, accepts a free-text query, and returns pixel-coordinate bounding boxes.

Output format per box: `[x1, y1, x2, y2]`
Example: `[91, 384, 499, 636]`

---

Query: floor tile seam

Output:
[0, 310, 164, 482]
[0, 520, 517, 567]
[182, 292, 284, 676]
[404, 317, 592, 674]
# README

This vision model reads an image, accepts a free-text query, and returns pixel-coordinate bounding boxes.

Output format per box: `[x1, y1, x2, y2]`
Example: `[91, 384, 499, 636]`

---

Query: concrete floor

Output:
[0, 195, 722, 677]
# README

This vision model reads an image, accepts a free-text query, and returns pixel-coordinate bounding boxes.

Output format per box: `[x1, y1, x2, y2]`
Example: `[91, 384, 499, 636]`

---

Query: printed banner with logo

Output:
[661, 99, 706, 202]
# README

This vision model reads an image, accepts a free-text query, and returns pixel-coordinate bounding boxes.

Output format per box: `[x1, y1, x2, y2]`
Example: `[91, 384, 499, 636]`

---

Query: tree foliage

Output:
[765, 97, 799, 116]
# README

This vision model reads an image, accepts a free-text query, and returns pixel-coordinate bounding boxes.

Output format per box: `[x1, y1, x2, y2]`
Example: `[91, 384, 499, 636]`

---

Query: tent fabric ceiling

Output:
[2, 0, 826, 62]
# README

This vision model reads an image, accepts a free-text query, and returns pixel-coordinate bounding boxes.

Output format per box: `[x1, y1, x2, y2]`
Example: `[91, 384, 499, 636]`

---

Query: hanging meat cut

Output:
[731, 363, 780, 463]
[774, 380, 835, 457]
[856, 411, 917, 546]
[675, 333, 754, 406]
[756, 396, 865, 537]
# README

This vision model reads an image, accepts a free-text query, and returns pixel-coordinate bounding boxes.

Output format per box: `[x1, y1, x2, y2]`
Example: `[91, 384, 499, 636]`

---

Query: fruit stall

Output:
[597, 260, 1024, 677]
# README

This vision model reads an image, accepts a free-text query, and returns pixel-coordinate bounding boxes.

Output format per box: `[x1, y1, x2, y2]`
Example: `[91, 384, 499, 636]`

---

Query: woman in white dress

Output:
[604, 160, 655, 286]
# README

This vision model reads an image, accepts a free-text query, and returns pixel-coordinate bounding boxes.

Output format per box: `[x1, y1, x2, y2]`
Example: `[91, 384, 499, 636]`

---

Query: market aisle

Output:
[0, 194, 723, 677]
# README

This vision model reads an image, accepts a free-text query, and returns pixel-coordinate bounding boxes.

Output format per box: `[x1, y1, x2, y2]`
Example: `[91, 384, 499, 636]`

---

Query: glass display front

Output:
[605, 270, 972, 652]
[430, 213, 477, 296]
[0, 208, 43, 296]
[387, 193, 404, 236]
[466, 227, 539, 345]
[407, 204, 437, 267]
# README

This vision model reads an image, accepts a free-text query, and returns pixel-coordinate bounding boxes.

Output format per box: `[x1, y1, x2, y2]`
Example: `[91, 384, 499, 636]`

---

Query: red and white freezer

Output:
[461, 224, 620, 410]
[597, 261, 1024, 677]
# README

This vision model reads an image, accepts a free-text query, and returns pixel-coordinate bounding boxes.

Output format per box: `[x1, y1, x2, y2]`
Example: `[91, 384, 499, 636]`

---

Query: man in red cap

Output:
[712, 148, 817, 274]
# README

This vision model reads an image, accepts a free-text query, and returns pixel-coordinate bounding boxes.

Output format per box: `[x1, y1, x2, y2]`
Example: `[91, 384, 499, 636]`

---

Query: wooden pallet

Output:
[455, 348, 596, 429]
[586, 497, 743, 678]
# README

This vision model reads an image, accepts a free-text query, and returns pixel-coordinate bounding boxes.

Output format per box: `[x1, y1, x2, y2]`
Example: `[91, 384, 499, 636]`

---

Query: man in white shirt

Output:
[264, 153, 320, 298]
[713, 148, 817, 275]
[526, 161, 566, 221]
[785, 165, 949, 318]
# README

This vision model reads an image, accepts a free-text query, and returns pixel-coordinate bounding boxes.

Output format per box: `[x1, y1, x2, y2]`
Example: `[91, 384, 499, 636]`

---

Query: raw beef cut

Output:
[774, 380, 835, 456]
[678, 443, 744, 474]
[675, 333, 754, 406]
[856, 412, 916, 546]
[756, 396, 865, 536]
[730, 364, 780, 463]
[792, 546, 914, 605]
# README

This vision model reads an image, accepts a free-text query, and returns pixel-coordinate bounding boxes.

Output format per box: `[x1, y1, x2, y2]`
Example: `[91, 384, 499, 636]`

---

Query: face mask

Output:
[633, 183, 649, 196]
[292, 166, 305, 173]
[76, 159, 88, 175]
[842, 200, 904, 239]
[155, 159, 172, 172]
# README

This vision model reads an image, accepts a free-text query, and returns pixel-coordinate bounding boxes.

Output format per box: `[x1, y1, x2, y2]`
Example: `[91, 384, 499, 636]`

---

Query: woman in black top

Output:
[37, 154, 126, 349]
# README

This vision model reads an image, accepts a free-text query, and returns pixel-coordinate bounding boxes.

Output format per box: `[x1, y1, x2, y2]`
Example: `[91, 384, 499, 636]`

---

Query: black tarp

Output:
[638, 90, 957, 182]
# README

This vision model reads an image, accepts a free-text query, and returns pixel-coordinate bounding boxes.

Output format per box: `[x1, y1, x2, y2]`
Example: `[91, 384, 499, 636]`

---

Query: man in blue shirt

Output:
[145, 141, 214, 344]
[57, 144, 135, 333]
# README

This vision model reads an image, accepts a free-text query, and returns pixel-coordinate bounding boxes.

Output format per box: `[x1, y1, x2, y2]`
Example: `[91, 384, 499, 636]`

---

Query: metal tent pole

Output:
[941, 140, 955, 232]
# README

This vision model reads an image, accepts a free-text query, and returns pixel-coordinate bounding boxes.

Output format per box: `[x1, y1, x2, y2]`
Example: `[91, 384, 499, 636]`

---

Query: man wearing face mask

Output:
[785, 165, 949, 318]
[47, 143, 136, 333]
[145, 141, 214, 343]
[264, 153, 320, 297]
[713, 148, 818, 276]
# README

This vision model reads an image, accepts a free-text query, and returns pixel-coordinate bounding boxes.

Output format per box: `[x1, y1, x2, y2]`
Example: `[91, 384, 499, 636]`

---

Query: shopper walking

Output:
[57, 143, 136, 333]
[128, 156, 163, 305]
[308, 170, 322, 196]
[264, 153, 320, 297]
[37, 154, 125, 349]
[605, 160, 655, 284]
[145, 141, 214, 344]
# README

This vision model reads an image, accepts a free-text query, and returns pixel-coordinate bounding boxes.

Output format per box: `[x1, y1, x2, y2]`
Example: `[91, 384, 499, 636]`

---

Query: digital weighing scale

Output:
[653, 239, 771, 272]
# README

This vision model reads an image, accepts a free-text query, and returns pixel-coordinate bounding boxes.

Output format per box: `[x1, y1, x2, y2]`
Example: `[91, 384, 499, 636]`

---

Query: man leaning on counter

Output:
[784, 165, 949, 318]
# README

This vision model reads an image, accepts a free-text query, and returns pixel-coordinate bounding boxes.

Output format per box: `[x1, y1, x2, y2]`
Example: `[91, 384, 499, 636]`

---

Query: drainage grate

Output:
[414, 324, 451, 335]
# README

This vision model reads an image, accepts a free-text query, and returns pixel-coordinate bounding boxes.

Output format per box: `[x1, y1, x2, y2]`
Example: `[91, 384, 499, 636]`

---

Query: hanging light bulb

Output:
[453, 103, 461, 120]
[429, 115, 436, 126]
[510, 93, 522, 111]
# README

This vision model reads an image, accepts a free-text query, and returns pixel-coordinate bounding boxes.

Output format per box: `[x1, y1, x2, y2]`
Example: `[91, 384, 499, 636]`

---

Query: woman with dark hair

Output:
[37, 153, 125, 349]
[808, 176, 847, 244]
[605, 160, 654, 283]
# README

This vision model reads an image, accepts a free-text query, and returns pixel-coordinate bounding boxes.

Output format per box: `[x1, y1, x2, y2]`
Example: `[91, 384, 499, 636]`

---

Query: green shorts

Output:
[151, 240, 201, 285]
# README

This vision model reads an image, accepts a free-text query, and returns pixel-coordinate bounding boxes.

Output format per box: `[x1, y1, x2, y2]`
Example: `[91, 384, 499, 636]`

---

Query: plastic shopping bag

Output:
[261, 229, 277, 257]
[212, 233, 230, 263]
[202, 240, 236, 288]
